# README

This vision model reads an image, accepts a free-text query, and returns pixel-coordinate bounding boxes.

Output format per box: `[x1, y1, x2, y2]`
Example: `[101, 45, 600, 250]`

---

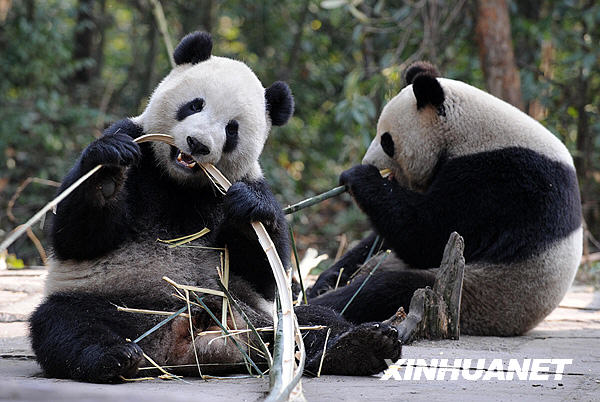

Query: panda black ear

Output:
[265, 81, 294, 126]
[173, 31, 212, 65]
[404, 61, 440, 85]
[412, 73, 445, 113]
[405, 61, 445, 114]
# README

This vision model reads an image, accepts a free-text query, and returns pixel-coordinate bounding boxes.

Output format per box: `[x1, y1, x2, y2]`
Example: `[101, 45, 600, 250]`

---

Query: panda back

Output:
[440, 78, 573, 168]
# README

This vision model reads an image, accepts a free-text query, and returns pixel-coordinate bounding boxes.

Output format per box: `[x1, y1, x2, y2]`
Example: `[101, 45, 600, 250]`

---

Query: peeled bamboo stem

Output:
[0, 134, 174, 254]
[200, 163, 303, 399]
[0, 165, 102, 254]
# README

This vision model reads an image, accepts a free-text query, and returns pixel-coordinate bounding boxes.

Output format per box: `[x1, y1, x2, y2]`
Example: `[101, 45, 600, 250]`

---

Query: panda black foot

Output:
[306, 322, 402, 376]
[78, 342, 144, 383]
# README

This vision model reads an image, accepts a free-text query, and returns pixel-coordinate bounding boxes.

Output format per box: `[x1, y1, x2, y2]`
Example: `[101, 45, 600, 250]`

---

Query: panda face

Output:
[138, 56, 269, 184]
[133, 32, 294, 186]
[363, 84, 445, 191]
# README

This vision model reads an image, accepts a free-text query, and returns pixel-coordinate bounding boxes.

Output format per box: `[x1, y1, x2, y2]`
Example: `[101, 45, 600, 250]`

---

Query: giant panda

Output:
[309, 62, 582, 336]
[29, 32, 401, 383]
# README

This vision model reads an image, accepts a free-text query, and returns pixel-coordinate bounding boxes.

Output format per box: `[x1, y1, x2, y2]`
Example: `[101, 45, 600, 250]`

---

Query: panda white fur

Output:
[30, 32, 401, 382]
[309, 62, 582, 336]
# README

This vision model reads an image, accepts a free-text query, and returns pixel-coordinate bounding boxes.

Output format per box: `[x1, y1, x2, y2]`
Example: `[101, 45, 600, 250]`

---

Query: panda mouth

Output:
[176, 151, 197, 169]
[174, 149, 198, 169]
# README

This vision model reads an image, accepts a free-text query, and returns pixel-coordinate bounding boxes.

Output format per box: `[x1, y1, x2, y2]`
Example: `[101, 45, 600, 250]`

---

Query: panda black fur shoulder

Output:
[30, 32, 401, 383]
[309, 62, 582, 336]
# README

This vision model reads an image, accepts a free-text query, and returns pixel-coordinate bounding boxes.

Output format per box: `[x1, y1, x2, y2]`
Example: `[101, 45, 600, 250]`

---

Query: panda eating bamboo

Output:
[29, 32, 401, 383]
[310, 62, 583, 337]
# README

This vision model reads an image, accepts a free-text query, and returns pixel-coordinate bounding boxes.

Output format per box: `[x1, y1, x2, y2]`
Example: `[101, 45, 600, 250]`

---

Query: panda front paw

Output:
[77, 342, 144, 383]
[340, 164, 385, 204]
[224, 181, 280, 227]
[307, 322, 402, 376]
[81, 133, 141, 172]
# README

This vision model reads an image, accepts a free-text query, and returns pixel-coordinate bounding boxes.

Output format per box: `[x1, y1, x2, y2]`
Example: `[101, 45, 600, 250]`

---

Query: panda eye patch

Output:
[223, 120, 239, 153]
[381, 132, 395, 157]
[176, 97, 205, 121]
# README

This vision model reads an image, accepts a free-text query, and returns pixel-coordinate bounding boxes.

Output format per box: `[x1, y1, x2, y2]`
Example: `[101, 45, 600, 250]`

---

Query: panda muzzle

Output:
[174, 136, 211, 169]
[187, 136, 211, 156]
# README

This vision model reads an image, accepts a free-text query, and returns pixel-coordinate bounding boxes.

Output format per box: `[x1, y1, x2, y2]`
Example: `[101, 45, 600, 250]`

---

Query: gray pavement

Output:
[1, 268, 599, 401]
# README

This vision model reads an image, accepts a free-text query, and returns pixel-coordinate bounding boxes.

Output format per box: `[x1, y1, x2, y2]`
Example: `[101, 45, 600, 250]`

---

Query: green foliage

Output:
[0, 0, 598, 272]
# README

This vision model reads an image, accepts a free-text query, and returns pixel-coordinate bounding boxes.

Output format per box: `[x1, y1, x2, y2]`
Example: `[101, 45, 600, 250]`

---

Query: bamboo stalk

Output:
[197, 325, 325, 336]
[283, 169, 390, 215]
[157, 228, 210, 246]
[0, 133, 173, 255]
[117, 306, 190, 318]
[334, 267, 345, 290]
[148, 0, 175, 68]
[221, 247, 230, 331]
[133, 306, 188, 344]
[184, 288, 204, 378]
[289, 226, 307, 305]
[364, 235, 382, 263]
[316, 328, 331, 378]
[142, 351, 183, 381]
[0, 165, 103, 254]
[217, 282, 274, 368]
[341, 250, 391, 315]
[200, 163, 303, 399]
[162, 276, 225, 298]
[283, 185, 347, 215]
[190, 291, 264, 376]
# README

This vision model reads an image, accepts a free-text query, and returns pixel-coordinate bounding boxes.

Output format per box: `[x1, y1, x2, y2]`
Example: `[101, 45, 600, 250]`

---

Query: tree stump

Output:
[385, 232, 465, 343]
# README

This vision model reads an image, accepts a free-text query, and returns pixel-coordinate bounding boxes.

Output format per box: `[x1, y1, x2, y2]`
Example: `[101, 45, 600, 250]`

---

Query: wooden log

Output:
[386, 232, 465, 343]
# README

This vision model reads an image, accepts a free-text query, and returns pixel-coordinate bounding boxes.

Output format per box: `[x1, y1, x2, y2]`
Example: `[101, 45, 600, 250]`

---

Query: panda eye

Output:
[381, 132, 395, 158]
[190, 98, 204, 112]
[223, 120, 239, 153]
[176, 97, 205, 121]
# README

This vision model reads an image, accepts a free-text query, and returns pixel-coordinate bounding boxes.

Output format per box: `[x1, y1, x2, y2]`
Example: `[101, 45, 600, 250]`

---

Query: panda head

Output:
[134, 32, 294, 184]
[363, 61, 573, 192]
[362, 62, 447, 191]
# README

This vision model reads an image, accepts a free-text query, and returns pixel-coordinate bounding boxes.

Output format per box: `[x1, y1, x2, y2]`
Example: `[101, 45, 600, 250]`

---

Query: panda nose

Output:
[187, 136, 210, 155]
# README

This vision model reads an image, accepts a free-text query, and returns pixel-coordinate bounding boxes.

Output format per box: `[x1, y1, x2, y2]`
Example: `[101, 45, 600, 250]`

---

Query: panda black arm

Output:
[308, 232, 388, 298]
[340, 164, 447, 268]
[218, 178, 290, 298]
[51, 119, 143, 261]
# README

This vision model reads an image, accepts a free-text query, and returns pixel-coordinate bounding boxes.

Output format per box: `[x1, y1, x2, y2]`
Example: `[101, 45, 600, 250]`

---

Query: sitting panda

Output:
[309, 62, 582, 336]
[30, 32, 401, 383]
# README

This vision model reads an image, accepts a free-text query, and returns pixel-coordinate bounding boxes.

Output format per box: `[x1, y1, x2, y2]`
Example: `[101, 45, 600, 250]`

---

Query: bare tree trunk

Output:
[475, 0, 524, 110]
[0, 0, 13, 23]
[92, 0, 107, 81]
[135, 4, 158, 110]
[24, 0, 33, 22]
[575, 66, 592, 214]
[280, 0, 310, 82]
[73, 0, 94, 84]
[178, 0, 216, 34]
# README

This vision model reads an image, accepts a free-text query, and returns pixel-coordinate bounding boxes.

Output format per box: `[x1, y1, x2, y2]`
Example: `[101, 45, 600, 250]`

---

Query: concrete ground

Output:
[1, 268, 599, 401]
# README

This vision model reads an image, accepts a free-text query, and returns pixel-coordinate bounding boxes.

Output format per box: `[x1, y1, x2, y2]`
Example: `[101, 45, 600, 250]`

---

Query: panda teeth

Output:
[176, 151, 197, 169]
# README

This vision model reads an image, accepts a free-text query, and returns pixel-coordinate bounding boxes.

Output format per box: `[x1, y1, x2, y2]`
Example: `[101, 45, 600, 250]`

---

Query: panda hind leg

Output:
[308, 232, 382, 298]
[30, 292, 144, 383]
[309, 269, 436, 324]
[295, 305, 401, 376]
